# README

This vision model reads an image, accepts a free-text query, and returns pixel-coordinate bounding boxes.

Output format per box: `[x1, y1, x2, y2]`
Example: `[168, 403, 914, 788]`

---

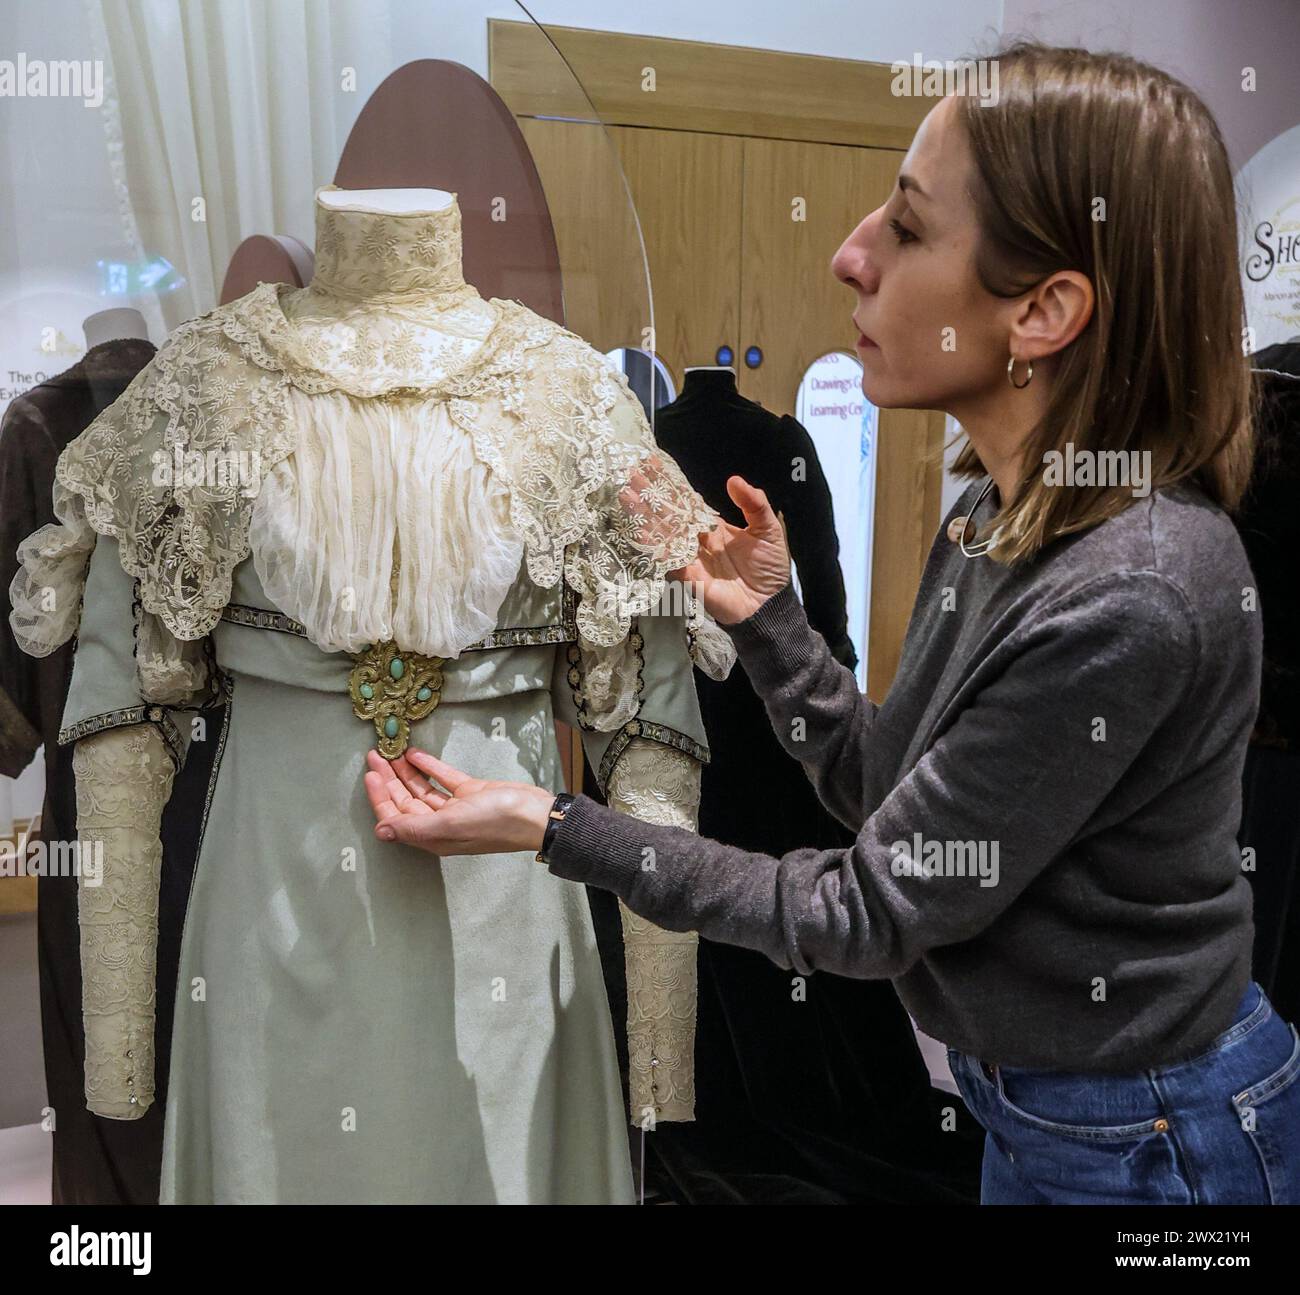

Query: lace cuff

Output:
[686, 585, 738, 681]
[605, 737, 701, 1126]
[72, 724, 176, 1119]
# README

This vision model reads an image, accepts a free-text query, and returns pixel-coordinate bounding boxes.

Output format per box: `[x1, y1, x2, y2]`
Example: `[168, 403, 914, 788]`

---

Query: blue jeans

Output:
[947, 982, 1300, 1204]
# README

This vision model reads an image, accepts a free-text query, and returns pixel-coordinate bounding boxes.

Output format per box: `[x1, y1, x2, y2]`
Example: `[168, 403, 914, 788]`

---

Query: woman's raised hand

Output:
[674, 475, 791, 625]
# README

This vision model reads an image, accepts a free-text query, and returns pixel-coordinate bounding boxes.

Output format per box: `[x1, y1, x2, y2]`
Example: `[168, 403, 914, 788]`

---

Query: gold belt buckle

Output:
[348, 640, 445, 758]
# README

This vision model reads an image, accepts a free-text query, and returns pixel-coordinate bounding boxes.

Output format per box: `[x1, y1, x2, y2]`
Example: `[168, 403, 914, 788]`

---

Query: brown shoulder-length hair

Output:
[950, 40, 1256, 563]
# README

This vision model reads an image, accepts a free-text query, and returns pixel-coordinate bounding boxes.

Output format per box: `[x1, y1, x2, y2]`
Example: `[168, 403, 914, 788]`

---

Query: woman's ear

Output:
[1011, 269, 1095, 362]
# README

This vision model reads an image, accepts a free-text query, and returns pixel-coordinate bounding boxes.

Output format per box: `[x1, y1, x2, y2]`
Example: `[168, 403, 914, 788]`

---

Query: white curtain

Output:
[1, 1, 552, 834]
[0, 0, 393, 831]
[84, 0, 393, 331]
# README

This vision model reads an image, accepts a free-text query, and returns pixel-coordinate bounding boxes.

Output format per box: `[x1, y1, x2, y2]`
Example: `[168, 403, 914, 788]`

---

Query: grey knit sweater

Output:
[547, 480, 1262, 1071]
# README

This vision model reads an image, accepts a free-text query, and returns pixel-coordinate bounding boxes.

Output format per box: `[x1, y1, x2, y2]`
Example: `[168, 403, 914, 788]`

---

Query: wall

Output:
[394, 0, 1003, 66]
[1003, 0, 1300, 173]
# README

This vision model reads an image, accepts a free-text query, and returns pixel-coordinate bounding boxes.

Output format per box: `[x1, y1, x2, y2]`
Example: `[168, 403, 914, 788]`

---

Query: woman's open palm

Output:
[363, 747, 549, 855]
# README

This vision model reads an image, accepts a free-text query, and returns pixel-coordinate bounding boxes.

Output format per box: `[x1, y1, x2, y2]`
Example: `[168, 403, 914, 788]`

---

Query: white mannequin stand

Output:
[83, 308, 150, 349]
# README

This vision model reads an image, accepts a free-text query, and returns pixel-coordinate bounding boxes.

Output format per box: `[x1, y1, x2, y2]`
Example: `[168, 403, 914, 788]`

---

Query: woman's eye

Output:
[889, 217, 917, 245]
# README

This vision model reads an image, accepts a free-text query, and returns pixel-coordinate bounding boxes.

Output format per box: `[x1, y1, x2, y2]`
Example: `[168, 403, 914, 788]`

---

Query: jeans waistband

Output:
[1175, 979, 1267, 1068]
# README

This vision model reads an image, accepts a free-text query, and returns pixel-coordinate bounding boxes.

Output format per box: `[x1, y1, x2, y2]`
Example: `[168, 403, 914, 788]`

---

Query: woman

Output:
[362, 42, 1300, 1205]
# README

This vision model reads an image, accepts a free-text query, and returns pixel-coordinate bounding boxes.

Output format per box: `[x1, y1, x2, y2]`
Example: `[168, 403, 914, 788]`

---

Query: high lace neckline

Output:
[306, 185, 473, 303]
[264, 186, 513, 396]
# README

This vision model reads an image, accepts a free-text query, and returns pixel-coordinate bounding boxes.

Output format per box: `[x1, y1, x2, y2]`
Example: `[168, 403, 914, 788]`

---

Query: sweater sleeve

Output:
[723, 579, 880, 831]
[545, 570, 1199, 980]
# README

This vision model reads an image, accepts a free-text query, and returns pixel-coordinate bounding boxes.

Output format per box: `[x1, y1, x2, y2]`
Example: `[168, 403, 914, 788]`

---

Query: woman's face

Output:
[830, 94, 1012, 412]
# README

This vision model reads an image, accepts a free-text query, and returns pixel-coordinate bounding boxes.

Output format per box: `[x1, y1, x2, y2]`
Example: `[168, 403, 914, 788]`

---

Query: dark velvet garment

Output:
[0, 338, 222, 1204]
[1237, 344, 1300, 1026]
[583, 367, 982, 1203]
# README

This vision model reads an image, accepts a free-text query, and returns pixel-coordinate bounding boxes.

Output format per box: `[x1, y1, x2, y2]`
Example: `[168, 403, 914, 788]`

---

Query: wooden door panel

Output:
[515, 116, 650, 351]
[740, 137, 945, 699]
[610, 126, 743, 392]
[737, 136, 894, 414]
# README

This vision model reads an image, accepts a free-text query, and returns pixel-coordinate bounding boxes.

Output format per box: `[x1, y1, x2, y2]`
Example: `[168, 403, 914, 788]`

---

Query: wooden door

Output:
[609, 126, 744, 394]
[515, 116, 651, 350]
[496, 23, 948, 704]
[736, 137, 893, 414]
[737, 138, 946, 698]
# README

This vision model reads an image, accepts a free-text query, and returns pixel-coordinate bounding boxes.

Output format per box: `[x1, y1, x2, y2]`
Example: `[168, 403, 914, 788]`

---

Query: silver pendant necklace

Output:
[952, 477, 996, 558]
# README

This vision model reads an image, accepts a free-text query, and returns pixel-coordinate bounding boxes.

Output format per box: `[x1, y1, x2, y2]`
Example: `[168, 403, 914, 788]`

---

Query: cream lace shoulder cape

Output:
[10, 280, 737, 692]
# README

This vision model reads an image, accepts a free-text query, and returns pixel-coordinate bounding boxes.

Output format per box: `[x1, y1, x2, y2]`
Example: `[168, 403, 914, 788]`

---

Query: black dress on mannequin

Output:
[0, 339, 224, 1204]
[1237, 343, 1300, 1026]
[583, 366, 982, 1203]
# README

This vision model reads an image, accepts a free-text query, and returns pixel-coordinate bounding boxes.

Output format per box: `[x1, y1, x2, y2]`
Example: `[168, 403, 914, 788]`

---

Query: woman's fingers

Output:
[618, 479, 675, 555]
[722, 478, 780, 543]
[365, 750, 434, 815]
[363, 770, 401, 823]
[389, 752, 449, 807]
[725, 475, 777, 530]
[363, 777, 443, 848]
[404, 747, 471, 792]
[617, 482, 654, 529]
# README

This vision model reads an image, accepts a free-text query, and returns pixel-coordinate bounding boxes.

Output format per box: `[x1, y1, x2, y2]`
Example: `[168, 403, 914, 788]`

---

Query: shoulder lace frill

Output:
[11, 281, 736, 695]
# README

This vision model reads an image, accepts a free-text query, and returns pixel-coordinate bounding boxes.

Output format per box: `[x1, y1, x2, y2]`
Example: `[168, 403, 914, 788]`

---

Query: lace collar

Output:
[217, 280, 550, 400]
[213, 186, 532, 398]
[27, 247, 729, 668]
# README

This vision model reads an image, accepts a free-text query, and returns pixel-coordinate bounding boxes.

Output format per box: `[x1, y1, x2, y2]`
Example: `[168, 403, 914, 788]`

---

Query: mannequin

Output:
[644, 363, 984, 1204]
[83, 308, 150, 349]
[322, 185, 449, 212]
[0, 310, 205, 1204]
[10, 184, 732, 1203]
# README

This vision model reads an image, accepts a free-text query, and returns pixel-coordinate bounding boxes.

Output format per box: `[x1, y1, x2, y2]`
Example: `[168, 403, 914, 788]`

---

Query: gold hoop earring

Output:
[1007, 354, 1033, 389]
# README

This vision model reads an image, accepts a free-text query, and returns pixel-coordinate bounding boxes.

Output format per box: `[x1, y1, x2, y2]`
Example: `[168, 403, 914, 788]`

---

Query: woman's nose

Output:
[831, 211, 881, 294]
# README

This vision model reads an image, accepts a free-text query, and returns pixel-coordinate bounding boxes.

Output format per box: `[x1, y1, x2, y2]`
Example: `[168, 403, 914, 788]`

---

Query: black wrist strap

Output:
[536, 792, 577, 864]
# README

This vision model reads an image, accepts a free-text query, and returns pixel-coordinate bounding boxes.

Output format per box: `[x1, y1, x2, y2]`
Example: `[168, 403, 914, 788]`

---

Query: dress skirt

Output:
[158, 624, 635, 1204]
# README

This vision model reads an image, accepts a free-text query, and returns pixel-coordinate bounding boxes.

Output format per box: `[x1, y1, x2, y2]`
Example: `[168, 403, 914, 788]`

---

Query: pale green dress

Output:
[58, 533, 710, 1204]
[18, 214, 727, 1202]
